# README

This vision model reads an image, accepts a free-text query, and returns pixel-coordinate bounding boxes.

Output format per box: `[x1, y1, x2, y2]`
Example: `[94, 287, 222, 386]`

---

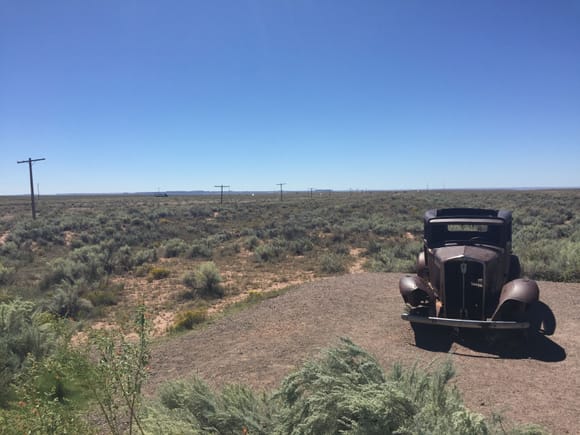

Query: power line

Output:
[214, 185, 230, 204]
[276, 183, 286, 201]
[17, 157, 46, 219]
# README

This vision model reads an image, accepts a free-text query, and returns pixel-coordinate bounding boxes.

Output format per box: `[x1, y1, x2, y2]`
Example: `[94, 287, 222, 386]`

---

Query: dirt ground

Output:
[147, 273, 579, 434]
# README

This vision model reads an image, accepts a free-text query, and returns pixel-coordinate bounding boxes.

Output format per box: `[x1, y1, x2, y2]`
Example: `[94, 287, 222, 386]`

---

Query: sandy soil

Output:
[147, 273, 579, 434]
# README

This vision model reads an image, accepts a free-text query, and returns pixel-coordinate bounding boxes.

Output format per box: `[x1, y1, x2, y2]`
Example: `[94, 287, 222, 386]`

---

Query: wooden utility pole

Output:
[17, 157, 45, 219]
[276, 183, 286, 201]
[214, 184, 230, 204]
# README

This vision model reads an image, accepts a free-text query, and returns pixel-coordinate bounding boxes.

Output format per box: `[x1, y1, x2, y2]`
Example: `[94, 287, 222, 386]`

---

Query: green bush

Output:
[183, 262, 223, 299]
[39, 243, 115, 290]
[172, 308, 208, 331]
[0, 300, 57, 407]
[0, 262, 14, 286]
[254, 240, 286, 263]
[320, 253, 347, 274]
[145, 377, 274, 435]
[159, 238, 189, 258]
[244, 235, 260, 251]
[48, 285, 94, 319]
[147, 266, 171, 281]
[85, 287, 120, 307]
[145, 338, 544, 434]
[288, 238, 314, 255]
[133, 248, 157, 266]
[188, 242, 213, 259]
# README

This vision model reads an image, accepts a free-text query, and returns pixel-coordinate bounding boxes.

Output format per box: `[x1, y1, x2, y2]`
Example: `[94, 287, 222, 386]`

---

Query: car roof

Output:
[425, 208, 512, 224]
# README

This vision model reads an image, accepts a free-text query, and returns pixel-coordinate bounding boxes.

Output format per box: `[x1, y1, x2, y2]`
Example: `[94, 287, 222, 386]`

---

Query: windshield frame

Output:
[425, 218, 506, 249]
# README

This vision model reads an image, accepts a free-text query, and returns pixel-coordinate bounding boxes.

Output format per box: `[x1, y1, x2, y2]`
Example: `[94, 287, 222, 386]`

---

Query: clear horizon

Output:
[2, 1, 579, 195]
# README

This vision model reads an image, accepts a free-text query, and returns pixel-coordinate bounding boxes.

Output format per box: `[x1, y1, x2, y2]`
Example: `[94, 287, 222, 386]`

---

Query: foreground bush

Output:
[0, 300, 57, 407]
[144, 338, 544, 434]
[0, 306, 150, 435]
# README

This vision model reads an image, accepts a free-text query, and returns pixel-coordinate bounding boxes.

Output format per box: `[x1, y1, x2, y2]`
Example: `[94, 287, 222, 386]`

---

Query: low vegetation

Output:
[0, 315, 545, 434]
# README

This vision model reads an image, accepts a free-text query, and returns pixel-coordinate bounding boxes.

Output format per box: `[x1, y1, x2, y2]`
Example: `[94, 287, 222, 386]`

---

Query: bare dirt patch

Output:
[349, 248, 366, 273]
[63, 231, 75, 246]
[147, 273, 579, 434]
[0, 232, 10, 246]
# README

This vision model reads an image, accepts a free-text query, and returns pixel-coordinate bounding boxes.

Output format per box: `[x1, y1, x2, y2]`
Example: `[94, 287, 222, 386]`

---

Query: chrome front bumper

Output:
[401, 313, 530, 329]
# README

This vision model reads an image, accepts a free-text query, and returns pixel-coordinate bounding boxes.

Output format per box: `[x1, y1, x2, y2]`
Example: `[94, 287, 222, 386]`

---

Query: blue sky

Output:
[1, 1, 579, 194]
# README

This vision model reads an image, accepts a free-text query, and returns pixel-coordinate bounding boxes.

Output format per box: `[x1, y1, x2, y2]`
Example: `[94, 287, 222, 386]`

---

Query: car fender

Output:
[399, 274, 434, 306]
[491, 278, 540, 321]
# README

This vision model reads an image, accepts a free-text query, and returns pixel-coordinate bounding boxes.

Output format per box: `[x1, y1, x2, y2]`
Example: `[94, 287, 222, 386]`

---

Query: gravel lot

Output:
[148, 272, 579, 434]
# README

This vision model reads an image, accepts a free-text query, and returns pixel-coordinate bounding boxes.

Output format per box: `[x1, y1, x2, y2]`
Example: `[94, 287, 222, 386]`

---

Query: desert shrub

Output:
[39, 258, 79, 290]
[0, 300, 56, 407]
[183, 262, 223, 299]
[171, 308, 208, 331]
[369, 250, 415, 273]
[366, 238, 383, 255]
[48, 284, 94, 319]
[331, 226, 347, 242]
[369, 215, 402, 236]
[287, 238, 314, 256]
[207, 232, 232, 245]
[277, 338, 484, 434]
[367, 239, 420, 274]
[145, 338, 543, 434]
[40, 243, 115, 290]
[145, 377, 274, 435]
[147, 266, 171, 281]
[320, 253, 347, 274]
[244, 235, 260, 251]
[132, 247, 157, 266]
[332, 242, 350, 255]
[182, 271, 197, 290]
[188, 242, 213, 259]
[0, 240, 17, 257]
[188, 206, 213, 218]
[254, 240, 286, 263]
[69, 306, 150, 435]
[113, 244, 134, 272]
[159, 238, 189, 258]
[3, 354, 91, 435]
[0, 262, 14, 286]
[282, 223, 307, 241]
[519, 239, 580, 281]
[85, 287, 120, 307]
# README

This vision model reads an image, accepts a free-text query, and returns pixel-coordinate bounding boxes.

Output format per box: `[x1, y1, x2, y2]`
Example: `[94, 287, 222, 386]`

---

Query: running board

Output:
[402, 313, 530, 329]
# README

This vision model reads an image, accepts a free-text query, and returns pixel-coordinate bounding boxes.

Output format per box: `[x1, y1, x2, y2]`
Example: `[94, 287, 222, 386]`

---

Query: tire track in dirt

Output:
[148, 273, 580, 434]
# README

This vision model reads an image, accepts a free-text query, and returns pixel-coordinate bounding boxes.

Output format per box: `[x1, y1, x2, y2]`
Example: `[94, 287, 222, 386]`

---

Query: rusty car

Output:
[400, 208, 540, 330]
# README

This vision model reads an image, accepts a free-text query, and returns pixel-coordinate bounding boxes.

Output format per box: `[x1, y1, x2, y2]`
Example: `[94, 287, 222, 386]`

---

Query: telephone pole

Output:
[214, 185, 230, 204]
[276, 183, 286, 201]
[17, 157, 46, 219]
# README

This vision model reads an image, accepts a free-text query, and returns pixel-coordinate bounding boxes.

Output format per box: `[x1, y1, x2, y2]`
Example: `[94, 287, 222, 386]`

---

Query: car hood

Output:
[433, 244, 501, 264]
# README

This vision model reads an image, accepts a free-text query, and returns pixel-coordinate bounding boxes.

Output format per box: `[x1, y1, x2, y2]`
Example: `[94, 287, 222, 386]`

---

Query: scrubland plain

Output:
[1, 189, 578, 433]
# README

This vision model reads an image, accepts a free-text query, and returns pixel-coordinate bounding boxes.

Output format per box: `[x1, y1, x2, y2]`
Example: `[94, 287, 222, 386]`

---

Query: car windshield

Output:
[429, 221, 503, 247]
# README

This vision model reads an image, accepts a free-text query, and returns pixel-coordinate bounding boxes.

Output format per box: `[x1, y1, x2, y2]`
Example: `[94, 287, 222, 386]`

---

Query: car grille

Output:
[443, 260, 485, 320]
